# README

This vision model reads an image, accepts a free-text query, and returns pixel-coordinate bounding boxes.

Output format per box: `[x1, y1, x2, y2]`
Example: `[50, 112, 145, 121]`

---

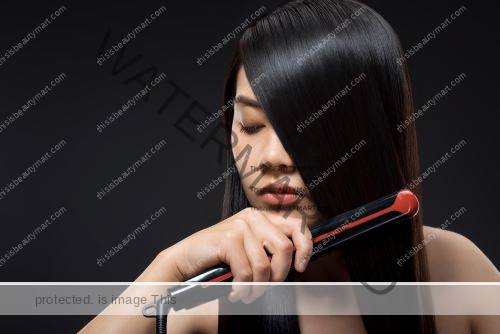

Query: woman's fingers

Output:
[291, 224, 313, 272]
[225, 209, 315, 304]
[241, 228, 271, 303]
[252, 211, 313, 274]
[247, 211, 295, 282]
[225, 222, 253, 302]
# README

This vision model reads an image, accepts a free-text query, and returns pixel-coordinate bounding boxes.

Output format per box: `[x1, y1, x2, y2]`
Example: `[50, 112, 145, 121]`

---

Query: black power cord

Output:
[156, 314, 167, 334]
[143, 295, 172, 334]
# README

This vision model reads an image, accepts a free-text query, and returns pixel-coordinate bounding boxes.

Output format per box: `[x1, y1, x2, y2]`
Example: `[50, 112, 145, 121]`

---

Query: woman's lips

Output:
[260, 192, 299, 206]
[257, 184, 301, 206]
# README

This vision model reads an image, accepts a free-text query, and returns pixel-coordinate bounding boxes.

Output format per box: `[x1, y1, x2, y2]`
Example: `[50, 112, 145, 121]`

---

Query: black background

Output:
[0, 0, 498, 332]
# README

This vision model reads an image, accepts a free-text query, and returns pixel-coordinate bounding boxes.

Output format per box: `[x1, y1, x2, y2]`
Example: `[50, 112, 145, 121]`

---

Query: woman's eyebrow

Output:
[234, 95, 262, 109]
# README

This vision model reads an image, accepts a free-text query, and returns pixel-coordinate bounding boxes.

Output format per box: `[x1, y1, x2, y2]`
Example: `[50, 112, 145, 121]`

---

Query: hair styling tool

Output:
[143, 189, 419, 334]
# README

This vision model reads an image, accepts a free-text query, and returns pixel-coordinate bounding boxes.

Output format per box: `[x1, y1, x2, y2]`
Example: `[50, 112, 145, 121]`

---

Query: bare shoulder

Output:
[167, 299, 218, 334]
[423, 226, 499, 282]
[423, 226, 500, 334]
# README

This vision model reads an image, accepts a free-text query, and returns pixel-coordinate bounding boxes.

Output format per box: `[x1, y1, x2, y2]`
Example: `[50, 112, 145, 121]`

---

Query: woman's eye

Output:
[239, 124, 262, 134]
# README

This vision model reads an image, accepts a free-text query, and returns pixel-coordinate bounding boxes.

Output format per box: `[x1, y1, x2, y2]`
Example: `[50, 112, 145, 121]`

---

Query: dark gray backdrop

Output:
[0, 0, 498, 332]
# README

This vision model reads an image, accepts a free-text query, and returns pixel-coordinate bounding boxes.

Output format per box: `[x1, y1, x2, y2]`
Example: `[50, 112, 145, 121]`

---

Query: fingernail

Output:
[228, 291, 238, 302]
[242, 296, 254, 304]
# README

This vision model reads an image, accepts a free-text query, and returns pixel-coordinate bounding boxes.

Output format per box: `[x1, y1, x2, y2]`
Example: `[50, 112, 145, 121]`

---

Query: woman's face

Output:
[232, 66, 324, 228]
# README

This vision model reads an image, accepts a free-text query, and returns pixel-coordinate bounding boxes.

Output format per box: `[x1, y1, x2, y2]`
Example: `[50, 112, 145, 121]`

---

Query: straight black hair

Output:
[218, 0, 436, 333]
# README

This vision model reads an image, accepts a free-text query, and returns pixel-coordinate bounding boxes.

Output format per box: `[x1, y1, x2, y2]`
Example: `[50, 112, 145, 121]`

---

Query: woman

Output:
[80, 0, 499, 333]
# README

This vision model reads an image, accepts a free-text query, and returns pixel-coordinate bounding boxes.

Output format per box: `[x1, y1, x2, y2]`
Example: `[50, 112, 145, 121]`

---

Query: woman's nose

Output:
[257, 133, 295, 170]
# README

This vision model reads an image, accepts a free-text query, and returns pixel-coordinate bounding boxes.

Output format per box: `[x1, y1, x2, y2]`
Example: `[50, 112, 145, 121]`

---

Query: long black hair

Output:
[218, 0, 436, 333]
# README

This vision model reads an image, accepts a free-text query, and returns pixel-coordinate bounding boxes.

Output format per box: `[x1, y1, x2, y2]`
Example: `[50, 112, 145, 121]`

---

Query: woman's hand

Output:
[161, 208, 313, 304]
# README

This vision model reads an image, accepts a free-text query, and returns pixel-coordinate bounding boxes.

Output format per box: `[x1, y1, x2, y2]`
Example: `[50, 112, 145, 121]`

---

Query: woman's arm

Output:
[78, 248, 184, 334]
[79, 208, 313, 334]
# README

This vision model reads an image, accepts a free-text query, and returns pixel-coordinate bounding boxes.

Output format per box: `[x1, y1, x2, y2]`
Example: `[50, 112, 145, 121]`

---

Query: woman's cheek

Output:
[232, 145, 242, 171]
